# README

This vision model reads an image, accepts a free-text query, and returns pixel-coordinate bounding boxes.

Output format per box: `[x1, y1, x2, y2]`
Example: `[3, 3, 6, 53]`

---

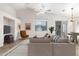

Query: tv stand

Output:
[4, 34, 14, 44]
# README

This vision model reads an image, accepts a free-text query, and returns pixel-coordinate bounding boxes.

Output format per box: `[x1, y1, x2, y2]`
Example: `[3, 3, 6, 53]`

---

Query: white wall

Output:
[0, 15, 4, 47]
[16, 8, 79, 38]
[16, 9, 71, 37]
[0, 11, 21, 47]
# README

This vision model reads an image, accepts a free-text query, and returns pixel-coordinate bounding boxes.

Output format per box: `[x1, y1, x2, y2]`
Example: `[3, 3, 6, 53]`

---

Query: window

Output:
[35, 16, 47, 31]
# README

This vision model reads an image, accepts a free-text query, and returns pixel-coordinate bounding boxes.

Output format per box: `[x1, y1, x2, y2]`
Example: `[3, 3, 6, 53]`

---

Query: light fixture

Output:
[70, 8, 74, 22]
[37, 4, 52, 15]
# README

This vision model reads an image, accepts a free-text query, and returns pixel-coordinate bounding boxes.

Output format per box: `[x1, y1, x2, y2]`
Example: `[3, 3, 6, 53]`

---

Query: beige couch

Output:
[30, 37, 51, 43]
[28, 37, 76, 56]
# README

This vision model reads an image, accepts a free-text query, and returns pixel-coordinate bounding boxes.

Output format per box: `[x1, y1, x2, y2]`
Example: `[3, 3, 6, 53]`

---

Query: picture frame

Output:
[25, 23, 31, 30]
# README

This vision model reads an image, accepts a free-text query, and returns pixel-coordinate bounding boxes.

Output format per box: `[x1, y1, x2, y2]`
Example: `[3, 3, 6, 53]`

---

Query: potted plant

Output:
[49, 26, 54, 34]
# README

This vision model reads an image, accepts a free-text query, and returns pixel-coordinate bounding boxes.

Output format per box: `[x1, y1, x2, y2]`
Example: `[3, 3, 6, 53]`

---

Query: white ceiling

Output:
[0, 3, 79, 17]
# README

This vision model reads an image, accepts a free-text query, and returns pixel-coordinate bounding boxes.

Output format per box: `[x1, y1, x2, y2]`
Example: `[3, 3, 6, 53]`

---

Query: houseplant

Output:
[49, 26, 54, 34]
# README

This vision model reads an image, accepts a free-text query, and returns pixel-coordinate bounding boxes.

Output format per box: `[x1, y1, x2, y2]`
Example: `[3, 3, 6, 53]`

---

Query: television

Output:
[4, 25, 11, 34]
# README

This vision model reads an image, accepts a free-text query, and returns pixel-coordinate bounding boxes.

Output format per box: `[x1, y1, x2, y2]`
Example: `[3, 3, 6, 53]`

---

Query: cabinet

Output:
[4, 34, 14, 44]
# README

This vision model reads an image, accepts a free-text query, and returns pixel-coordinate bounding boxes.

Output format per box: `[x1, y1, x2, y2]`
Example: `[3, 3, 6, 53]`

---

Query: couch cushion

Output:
[53, 43, 76, 56]
[55, 38, 69, 43]
[28, 43, 53, 56]
[30, 37, 51, 43]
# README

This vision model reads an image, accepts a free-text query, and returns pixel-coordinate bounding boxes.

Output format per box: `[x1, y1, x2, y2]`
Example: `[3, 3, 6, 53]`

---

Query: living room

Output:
[0, 3, 79, 56]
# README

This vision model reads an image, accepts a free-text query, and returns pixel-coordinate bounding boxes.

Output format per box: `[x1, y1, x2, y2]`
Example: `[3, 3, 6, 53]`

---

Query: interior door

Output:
[55, 21, 62, 37]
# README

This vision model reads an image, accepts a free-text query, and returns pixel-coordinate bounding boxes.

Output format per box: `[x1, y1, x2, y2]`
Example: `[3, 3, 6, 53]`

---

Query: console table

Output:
[68, 32, 79, 44]
[4, 34, 14, 44]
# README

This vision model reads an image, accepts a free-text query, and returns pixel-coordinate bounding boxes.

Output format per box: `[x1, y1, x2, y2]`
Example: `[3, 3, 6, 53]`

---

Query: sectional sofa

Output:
[28, 37, 76, 56]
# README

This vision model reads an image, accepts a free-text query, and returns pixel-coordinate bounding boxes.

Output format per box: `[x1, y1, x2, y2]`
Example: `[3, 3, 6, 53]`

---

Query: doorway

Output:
[55, 21, 67, 37]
